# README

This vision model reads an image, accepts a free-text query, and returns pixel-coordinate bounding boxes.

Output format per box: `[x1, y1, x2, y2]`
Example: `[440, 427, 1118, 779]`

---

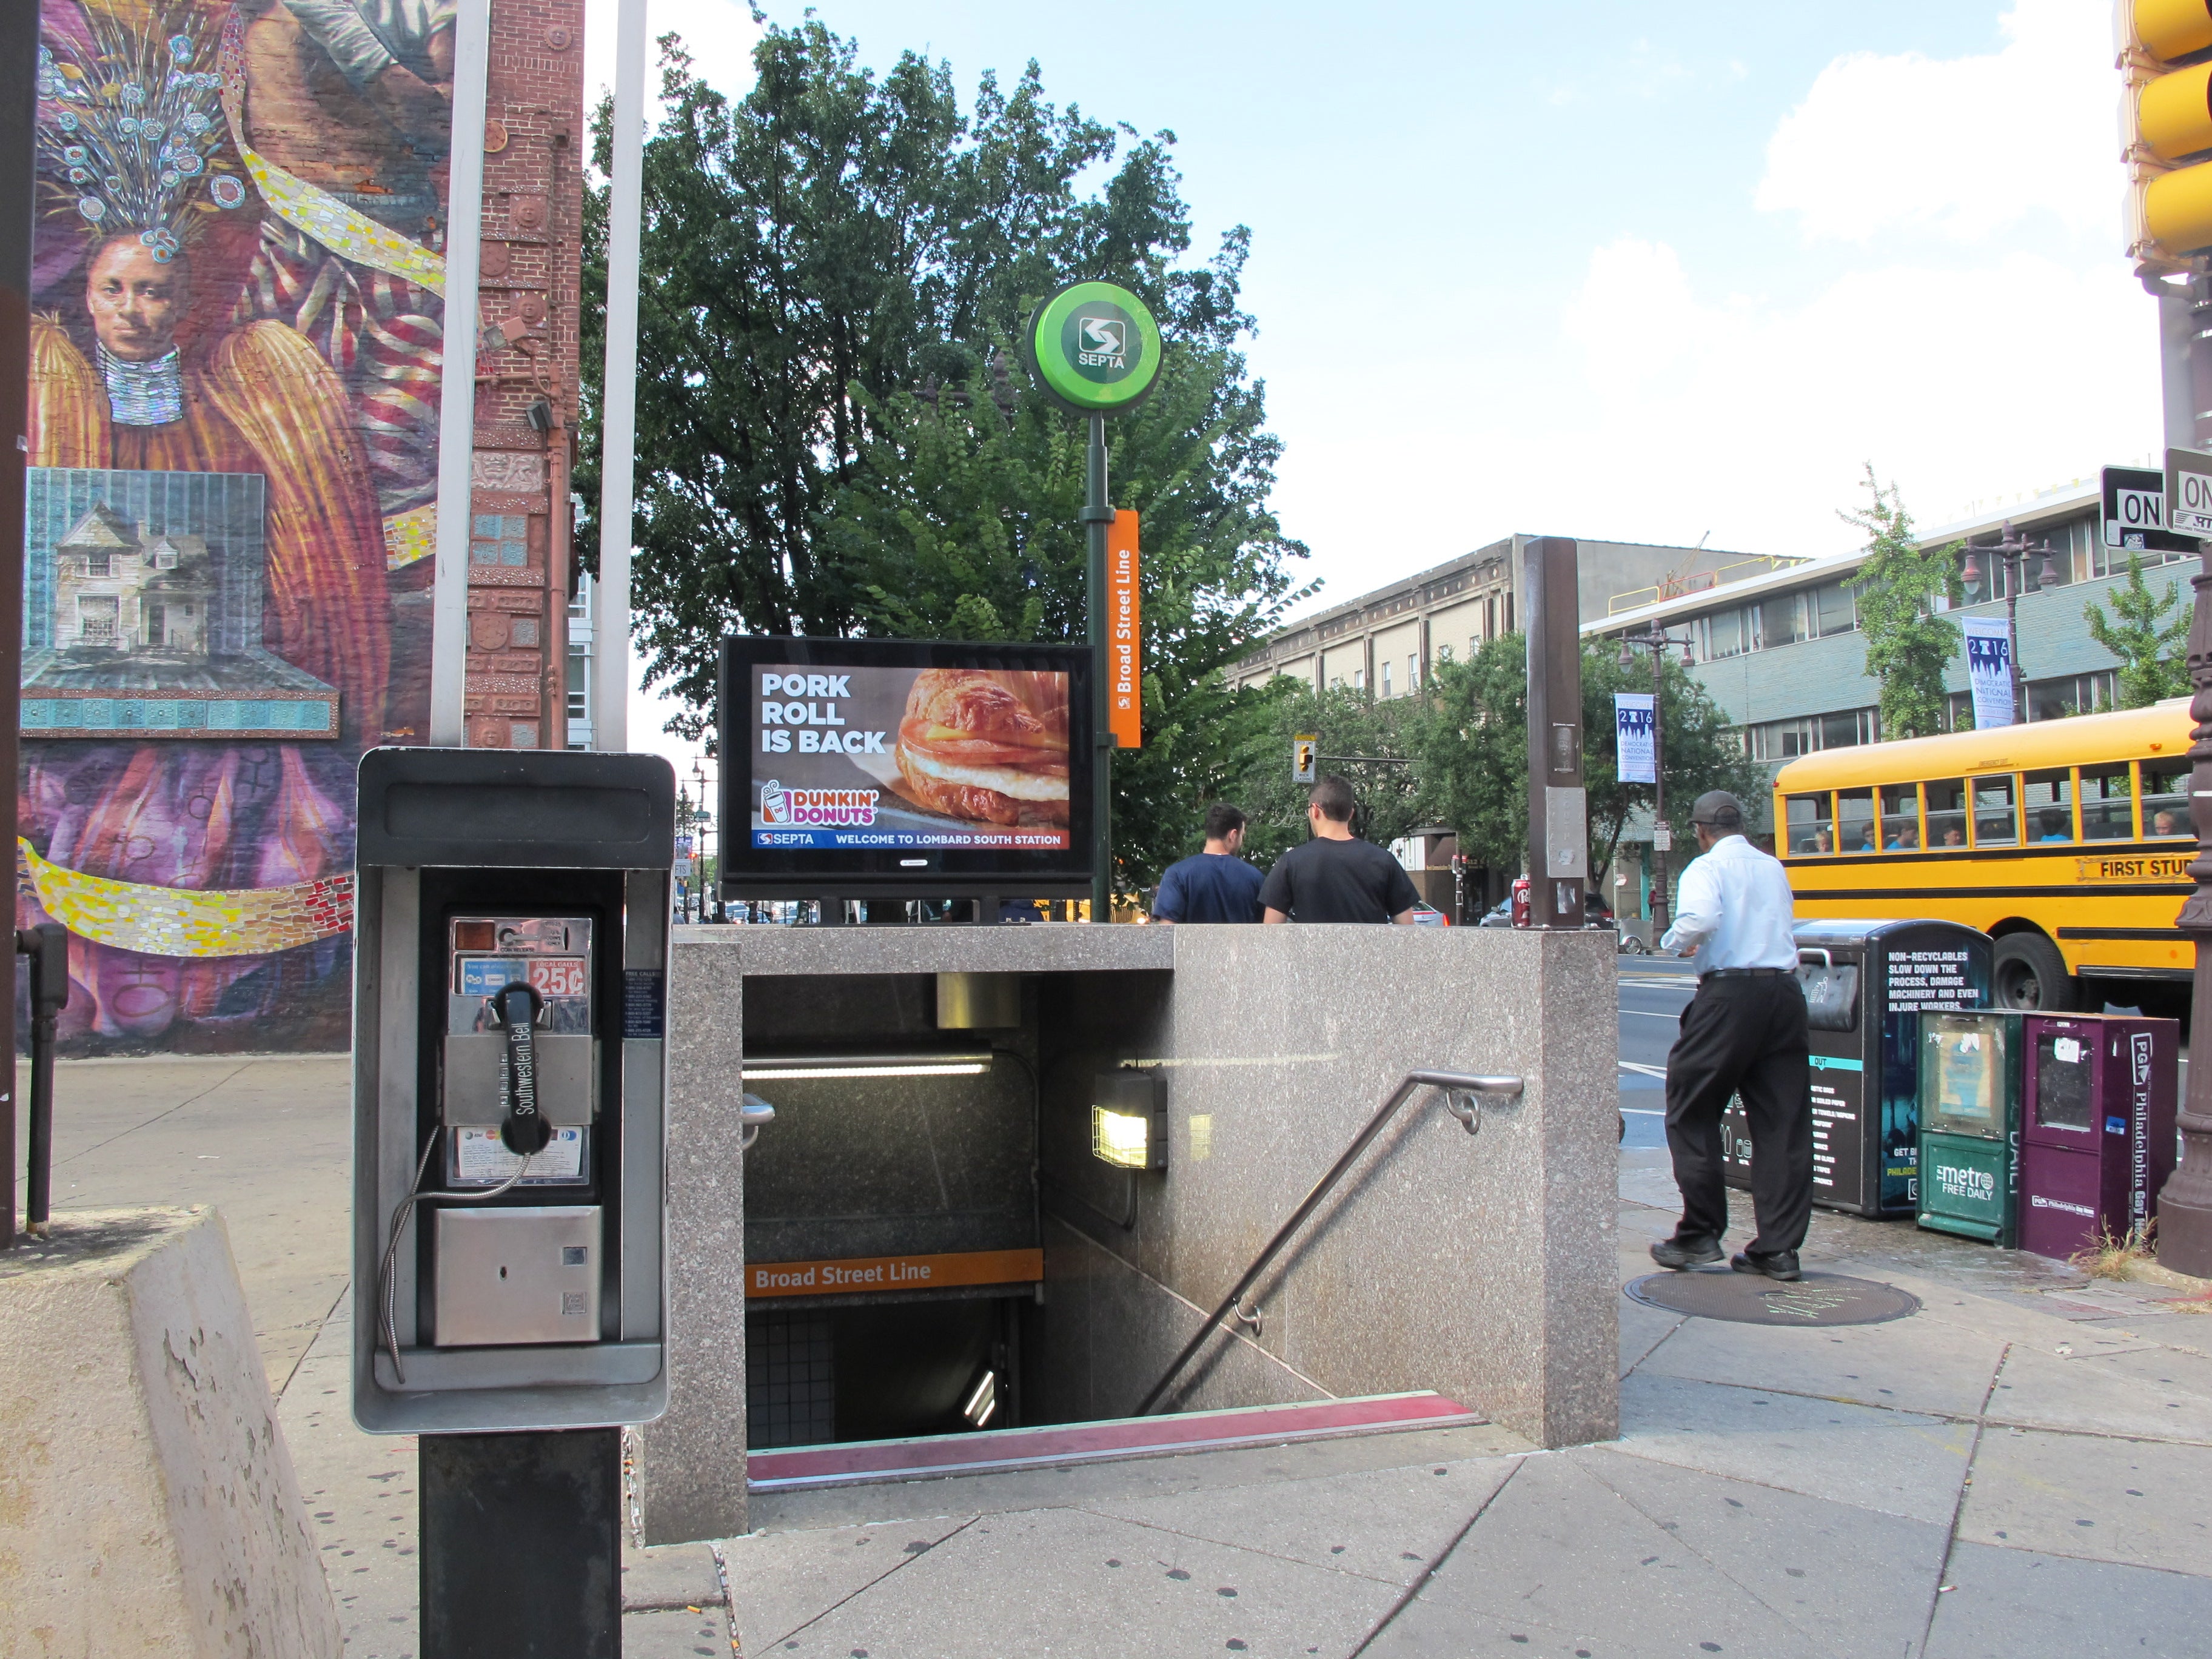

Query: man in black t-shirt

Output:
[1259, 774, 1421, 923]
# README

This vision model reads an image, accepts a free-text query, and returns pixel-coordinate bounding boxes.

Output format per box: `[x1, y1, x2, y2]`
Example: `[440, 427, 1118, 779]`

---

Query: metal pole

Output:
[0, 0, 35, 1247]
[1085, 414, 1113, 920]
[593, 0, 649, 754]
[2005, 572, 2023, 723]
[2160, 269, 2212, 1275]
[1649, 643, 1669, 934]
[427, 0, 492, 747]
[1523, 538, 1586, 928]
[19, 933, 59, 1235]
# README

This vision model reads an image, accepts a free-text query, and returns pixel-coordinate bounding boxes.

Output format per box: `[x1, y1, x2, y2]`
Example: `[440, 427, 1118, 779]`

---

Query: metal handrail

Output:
[1133, 1068, 1524, 1416]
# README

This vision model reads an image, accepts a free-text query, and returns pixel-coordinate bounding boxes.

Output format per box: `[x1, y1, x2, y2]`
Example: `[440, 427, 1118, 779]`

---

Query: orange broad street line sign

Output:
[743, 1248, 1045, 1299]
[1108, 510, 1141, 749]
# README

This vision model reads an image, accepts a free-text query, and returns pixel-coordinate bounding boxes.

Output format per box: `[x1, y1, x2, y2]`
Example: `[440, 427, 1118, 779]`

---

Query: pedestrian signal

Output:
[1292, 734, 1318, 784]
[2121, 0, 2212, 269]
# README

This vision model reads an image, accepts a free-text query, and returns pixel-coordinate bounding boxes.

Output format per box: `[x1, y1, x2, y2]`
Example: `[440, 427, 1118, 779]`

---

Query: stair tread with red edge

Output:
[746, 1391, 1481, 1492]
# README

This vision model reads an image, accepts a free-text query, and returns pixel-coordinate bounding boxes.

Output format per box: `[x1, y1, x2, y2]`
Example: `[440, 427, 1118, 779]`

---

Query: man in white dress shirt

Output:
[1650, 791, 1813, 1282]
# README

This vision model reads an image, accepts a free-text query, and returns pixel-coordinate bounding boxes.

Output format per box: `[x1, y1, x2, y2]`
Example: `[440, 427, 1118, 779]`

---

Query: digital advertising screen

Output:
[720, 637, 1094, 897]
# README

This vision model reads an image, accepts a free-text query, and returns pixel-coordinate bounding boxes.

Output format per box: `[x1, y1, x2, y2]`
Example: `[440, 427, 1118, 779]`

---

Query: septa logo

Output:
[760, 780, 792, 825]
[1078, 316, 1127, 367]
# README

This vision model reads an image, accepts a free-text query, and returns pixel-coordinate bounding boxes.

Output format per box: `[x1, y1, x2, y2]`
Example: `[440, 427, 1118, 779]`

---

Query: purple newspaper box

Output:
[2019, 1015, 2177, 1262]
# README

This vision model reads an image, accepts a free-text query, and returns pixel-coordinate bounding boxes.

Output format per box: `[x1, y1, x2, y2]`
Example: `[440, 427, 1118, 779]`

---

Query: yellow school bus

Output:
[1772, 702, 2196, 1011]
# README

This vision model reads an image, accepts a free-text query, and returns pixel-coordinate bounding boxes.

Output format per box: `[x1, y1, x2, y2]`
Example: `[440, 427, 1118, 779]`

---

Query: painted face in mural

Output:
[84, 238, 188, 363]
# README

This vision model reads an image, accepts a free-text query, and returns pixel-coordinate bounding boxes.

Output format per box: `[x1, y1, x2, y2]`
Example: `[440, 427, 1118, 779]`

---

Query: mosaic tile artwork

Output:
[18, 839, 353, 959]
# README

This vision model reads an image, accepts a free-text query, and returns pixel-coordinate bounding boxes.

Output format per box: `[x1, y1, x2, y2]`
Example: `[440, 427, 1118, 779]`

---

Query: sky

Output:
[581, 0, 2158, 781]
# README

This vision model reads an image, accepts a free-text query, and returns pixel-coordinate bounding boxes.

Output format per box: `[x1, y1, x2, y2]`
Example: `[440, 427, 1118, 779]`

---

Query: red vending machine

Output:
[2019, 1015, 2178, 1261]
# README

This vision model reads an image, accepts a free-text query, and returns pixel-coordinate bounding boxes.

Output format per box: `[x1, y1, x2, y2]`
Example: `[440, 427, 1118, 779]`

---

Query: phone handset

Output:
[495, 982, 554, 1156]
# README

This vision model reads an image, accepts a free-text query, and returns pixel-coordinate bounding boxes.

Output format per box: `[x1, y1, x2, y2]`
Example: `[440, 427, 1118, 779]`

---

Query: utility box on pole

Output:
[1523, 537, 1586, 930]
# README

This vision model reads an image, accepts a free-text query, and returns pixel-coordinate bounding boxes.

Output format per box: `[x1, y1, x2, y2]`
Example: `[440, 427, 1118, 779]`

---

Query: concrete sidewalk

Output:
[38, 1057, 2212, 1656]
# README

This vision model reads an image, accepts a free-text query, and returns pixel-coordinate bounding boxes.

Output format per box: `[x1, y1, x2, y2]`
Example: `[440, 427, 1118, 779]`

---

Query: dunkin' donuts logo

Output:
[760, 781, 879, 826]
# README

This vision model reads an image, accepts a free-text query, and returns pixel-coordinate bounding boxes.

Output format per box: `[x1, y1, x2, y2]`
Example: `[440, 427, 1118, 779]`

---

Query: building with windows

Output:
[1589, 477, 2163, 778]
[1227, 535, 1805, 697]
[1584, 476, 2183, 930]
[566, 572, 597, 749]
[1228, 472, 2186, 928]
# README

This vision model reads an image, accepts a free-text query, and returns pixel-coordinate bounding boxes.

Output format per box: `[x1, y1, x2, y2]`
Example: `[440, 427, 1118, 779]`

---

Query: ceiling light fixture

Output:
[742, 1051, 993, 1081]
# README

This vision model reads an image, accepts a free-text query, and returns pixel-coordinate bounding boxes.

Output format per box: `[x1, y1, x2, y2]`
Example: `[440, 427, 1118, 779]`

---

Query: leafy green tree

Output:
[1405, 635, 1527, 879]
[580, 21, 1265, 736]
[2085, 552, 2191, 708]
[1218, 685, 1425, 870]
[1842, 466, 1962, 739]
[1410, 634, 1758, 880]
[1579, 643, 1763, 876]
[819, 327, 1312, 886]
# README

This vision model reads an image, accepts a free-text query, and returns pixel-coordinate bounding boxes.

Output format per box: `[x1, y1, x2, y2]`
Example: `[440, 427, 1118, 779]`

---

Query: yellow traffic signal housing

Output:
[2122, 0, 2212, 269]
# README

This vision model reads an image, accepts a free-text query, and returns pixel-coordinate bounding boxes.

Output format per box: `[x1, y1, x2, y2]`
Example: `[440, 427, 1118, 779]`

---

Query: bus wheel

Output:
[1992, 933, 2076, 1012]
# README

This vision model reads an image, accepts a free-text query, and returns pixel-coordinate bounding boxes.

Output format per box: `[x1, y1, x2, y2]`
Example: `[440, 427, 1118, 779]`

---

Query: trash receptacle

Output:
[1722, 919, 1992, 1219]
[2019, 1014, 2179, 1261]
[1918, 1011, 2025, 1246]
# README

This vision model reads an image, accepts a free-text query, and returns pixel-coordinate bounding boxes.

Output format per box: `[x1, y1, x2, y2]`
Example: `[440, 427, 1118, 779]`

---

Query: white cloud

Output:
[1755, 0, 2114, 243]
[1550, 235, 2155, 546]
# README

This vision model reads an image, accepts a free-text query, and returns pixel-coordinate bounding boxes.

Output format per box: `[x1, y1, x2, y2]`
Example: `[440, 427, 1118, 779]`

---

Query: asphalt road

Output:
[1617, 954, 1695, 1151]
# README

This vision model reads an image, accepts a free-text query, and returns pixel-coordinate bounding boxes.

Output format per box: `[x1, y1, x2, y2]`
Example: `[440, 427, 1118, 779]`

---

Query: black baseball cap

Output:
[1690, 791, 1745, 830]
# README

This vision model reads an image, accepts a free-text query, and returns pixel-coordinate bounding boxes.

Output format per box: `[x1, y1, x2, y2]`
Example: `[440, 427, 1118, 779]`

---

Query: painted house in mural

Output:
[52, 503, 213, 654]
[22, 0, 586, 1051]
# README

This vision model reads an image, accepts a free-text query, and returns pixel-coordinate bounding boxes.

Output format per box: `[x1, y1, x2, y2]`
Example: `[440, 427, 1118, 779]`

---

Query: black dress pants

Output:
[1663, 974, 1813, 1258]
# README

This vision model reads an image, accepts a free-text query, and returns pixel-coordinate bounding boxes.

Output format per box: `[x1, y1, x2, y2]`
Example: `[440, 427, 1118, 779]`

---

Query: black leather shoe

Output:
[1649, 1236, 1723, 1270]
[1732, 1250, 1801, 1281]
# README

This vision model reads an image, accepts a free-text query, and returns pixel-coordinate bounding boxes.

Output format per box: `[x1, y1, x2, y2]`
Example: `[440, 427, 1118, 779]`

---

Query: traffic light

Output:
[1292, 734, 1318, 784]
[2121, 0, 2212, 270]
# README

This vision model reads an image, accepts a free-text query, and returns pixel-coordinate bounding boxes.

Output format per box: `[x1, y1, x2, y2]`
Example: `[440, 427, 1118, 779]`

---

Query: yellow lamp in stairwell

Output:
[1090, 1070, 1167, 1171]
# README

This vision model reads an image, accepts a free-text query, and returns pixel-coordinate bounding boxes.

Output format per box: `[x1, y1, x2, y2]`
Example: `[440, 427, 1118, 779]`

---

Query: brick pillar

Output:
[462, 0, 584, 749]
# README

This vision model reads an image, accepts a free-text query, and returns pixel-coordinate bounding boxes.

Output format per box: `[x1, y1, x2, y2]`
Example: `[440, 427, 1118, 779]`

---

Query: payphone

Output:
[351, 749, 676, 1659]
[352, 748, 676, 1431]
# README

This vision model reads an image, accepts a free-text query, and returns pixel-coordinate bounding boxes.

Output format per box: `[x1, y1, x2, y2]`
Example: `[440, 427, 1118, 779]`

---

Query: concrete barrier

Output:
[0, 1207, 340, 1658]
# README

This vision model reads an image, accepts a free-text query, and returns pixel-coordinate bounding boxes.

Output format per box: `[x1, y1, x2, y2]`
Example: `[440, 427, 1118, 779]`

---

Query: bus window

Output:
[1838, 788, 1877, 853]
[1971, 776, 2019, 847]
[1879, 784, 1920, 850]
[2025, 768, 2073, 843]
[1926, 779, 1968, 848]
[2143, 762, 2191, 837]
[2080, 765, 2133, 840]
[1785, 793, 1835, 854]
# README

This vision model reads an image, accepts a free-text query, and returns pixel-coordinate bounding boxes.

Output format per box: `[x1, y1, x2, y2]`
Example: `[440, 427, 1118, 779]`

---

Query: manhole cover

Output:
[1624, 1270, 1920, 1327]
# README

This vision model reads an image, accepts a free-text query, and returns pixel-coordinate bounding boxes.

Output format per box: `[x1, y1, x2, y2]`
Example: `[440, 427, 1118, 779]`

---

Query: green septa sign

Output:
[1021, 280, 1164, 416]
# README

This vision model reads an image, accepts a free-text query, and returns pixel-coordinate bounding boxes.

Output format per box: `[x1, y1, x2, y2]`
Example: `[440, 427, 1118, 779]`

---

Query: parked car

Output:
[1475, 888, 1613, 929]
[1409, 901, 1450, 928]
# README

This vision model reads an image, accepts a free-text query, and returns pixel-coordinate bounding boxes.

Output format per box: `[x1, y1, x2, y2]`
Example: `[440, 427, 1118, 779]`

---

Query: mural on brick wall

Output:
[23, 0, 452, 1048]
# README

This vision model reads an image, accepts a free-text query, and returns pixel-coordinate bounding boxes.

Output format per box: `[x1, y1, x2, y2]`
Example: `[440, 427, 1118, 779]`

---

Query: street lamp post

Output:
[1616, 626, 1696, 935]
[1960, 521, 2059, 722]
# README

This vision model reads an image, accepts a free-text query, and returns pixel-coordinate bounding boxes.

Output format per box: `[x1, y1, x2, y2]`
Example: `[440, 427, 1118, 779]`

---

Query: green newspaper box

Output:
[1917, 1011, 2023, 1246]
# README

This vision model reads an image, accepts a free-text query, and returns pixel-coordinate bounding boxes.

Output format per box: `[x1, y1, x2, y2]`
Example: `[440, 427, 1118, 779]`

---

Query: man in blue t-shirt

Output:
[1151, 804, 1266, 923]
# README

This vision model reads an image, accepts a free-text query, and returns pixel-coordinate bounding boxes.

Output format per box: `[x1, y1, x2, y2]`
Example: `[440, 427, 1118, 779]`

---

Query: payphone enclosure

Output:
[350, 749, 676, 1435]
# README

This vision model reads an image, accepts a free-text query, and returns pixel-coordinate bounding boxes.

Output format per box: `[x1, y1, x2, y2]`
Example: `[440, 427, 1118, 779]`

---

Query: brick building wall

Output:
[464, 0, 586, 751]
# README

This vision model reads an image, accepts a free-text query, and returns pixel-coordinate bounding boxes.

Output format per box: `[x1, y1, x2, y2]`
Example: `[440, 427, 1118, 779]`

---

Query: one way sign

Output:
[2106, 464, 2194, 551]
[2165, 448, 2212, 538]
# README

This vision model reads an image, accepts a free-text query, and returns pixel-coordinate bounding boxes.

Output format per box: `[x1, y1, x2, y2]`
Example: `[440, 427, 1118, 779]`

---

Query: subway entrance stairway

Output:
[635, 923, 1618, 1546]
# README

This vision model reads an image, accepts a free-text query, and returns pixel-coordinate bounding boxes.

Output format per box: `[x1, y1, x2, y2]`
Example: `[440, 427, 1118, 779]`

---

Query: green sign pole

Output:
[1082, 414, 1113, 920]
[1019, 280, 1164, 922]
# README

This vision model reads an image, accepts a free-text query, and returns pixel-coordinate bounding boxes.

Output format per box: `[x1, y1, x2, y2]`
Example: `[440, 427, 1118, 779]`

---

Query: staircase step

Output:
[747, 1391, 1481, 1493]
